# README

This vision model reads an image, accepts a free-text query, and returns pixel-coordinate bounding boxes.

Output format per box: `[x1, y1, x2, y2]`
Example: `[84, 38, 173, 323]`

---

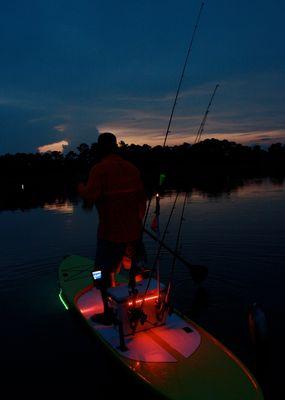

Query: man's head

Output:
[97, 132, 117, 157]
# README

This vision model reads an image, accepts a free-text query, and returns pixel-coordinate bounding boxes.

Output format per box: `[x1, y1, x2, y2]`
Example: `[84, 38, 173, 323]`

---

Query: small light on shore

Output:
[21, 184, 24, 190]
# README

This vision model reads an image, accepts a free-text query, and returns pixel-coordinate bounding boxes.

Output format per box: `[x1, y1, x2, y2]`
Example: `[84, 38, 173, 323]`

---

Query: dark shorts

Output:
[95, 238, 146, 289]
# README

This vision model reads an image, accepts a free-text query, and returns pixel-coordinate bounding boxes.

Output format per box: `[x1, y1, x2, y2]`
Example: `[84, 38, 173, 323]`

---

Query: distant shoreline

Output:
[1, 139, 284, 211]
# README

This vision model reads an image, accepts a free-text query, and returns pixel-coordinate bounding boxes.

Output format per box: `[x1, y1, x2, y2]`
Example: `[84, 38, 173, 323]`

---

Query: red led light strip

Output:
[128, 295, 158, 306]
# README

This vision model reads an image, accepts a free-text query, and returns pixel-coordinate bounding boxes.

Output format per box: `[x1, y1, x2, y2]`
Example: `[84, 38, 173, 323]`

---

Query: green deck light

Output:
[59, 288, 69, 310]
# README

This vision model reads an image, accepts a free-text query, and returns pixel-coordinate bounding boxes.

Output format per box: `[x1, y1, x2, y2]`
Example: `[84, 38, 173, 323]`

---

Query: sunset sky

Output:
[0, 0, 284, 154]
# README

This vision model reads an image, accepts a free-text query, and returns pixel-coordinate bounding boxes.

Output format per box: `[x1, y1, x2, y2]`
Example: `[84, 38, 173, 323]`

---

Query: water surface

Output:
[1, 178, 284, 399]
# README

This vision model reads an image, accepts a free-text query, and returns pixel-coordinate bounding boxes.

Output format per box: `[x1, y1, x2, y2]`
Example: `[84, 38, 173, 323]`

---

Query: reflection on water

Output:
[1, 176, 284, 212]
[0, 178, 285, 399]
[43, 200, 74, 214]
[186, 178, 285, 202]
[233, 179, 285, 199]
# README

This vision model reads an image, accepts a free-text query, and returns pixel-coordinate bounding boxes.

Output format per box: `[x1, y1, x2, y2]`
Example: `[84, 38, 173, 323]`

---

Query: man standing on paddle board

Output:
[78, 132, 147, 324]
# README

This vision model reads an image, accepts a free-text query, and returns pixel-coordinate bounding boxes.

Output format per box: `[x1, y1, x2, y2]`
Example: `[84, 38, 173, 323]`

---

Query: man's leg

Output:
[127, 239, 148, 290]
[93, 239, 125, 324]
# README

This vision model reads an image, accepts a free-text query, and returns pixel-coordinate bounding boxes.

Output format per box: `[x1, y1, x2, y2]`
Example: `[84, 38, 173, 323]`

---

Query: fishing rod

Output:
[142, 1, 205, 266]
[194, 84, 219, 144]
[158, 192, 189, 319]
[143, 1, 205, 228]
[142, 0, 206, 276]
[144, 227, 207, 277]
[157, 85, 220, 318]
[149, 192, 179, 280]
[153, 194, 161, 300]
[163, 1, 205, 147]
[131, 192, 180, 333]
[131, 1, 207, 334]
[143, 84, 218, 296]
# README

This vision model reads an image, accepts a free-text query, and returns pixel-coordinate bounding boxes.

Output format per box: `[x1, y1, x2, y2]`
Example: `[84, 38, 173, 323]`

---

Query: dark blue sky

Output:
[0, 0, 284, 153]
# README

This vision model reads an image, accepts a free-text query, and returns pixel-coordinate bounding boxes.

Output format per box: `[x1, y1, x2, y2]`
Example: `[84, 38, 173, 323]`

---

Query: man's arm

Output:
[78, 165, 102, 202]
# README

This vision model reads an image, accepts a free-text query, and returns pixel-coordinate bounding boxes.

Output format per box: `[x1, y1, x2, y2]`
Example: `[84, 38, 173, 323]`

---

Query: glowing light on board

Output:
[92, 270, 102, 280]
[59, 288, 69, 310]
[128, 295, 158, 306]
[79, 305, 97, 315]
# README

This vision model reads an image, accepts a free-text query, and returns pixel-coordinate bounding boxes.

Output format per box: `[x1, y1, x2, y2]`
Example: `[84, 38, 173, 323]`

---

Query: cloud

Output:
[54, 124, 67, 132]
[96, 74, 285, 146]
[0, 93, 101, 153]
[1, 71, 284, 154]
[38, 140, 69, 153]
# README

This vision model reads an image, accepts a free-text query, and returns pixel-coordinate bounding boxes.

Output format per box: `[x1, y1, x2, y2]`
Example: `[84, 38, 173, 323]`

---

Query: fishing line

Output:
[194, 84, 219, 144]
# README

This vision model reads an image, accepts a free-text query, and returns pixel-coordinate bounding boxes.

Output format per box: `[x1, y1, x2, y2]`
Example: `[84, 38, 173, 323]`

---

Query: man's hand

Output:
[77, 166, 101, 202]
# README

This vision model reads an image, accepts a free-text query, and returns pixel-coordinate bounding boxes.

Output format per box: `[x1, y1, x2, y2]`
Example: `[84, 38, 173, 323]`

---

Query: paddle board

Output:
[59, 255, 263, 400]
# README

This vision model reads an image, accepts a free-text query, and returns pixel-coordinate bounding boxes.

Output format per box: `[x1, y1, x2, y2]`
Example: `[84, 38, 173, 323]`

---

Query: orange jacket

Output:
[81, 154, 146, 243]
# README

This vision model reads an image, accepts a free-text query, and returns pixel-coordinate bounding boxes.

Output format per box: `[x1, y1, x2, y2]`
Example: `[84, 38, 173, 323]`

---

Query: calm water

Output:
[1, 178, 284, 399]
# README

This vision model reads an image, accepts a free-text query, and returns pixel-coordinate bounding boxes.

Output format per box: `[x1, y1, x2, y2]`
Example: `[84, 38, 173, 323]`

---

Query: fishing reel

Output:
[128, 306, 148, 331]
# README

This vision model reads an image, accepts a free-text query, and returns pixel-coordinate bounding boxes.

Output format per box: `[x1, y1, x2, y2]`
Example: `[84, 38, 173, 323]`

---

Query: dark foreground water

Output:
[1, 178, 285, 399]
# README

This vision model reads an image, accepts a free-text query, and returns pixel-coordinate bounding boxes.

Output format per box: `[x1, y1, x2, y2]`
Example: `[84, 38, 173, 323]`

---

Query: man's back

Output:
[87, 154, 146, 243]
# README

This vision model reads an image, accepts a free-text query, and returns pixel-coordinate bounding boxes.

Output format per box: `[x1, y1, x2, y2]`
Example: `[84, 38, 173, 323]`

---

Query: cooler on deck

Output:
[107, 279, 167, 336]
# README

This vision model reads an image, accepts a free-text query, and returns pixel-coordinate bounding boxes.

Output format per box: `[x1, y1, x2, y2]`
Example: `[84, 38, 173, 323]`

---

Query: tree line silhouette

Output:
[1, 139, 284, 210]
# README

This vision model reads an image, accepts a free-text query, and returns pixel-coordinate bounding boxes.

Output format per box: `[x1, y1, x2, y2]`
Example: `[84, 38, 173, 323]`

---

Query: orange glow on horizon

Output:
[98, 124, 285, 146]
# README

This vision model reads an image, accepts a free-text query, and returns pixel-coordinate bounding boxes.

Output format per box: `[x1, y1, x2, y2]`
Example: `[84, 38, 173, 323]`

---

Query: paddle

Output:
[143, 227, 208, 284]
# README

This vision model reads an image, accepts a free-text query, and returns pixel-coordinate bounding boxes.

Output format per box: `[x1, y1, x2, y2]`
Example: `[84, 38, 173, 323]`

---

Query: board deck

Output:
[59, 255, 264, 400]
[76, 286, 201, 362]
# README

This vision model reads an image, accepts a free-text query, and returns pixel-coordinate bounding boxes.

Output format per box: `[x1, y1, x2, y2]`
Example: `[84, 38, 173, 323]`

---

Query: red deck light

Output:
[128, 294, 159, 307]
